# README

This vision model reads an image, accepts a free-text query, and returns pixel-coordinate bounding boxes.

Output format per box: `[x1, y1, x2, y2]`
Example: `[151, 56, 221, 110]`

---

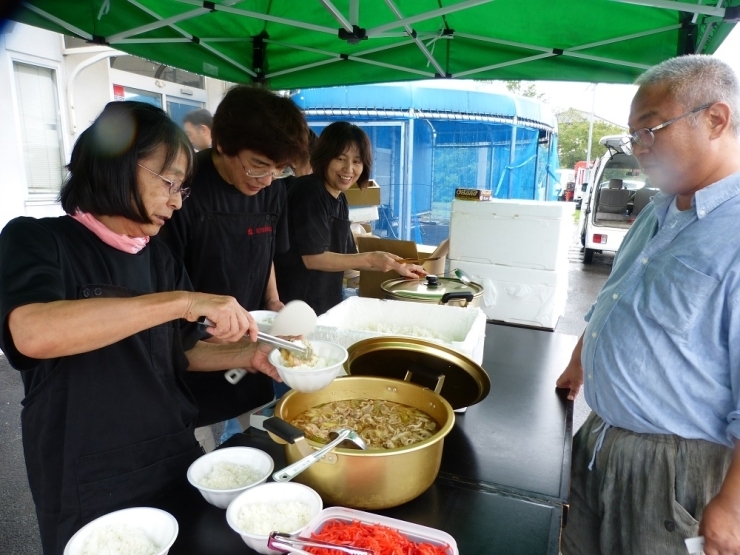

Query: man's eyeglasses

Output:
[237, 155, 294, 180]
[620, 103, 714, 155]
[138, 164, 191, 200]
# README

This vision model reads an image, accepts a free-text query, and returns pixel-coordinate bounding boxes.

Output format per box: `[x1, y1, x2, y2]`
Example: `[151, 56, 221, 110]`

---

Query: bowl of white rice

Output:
[63, 507, 177, 555]
[268, 340, 348, 393]
[187, 446, 274, 509]
[225, 481, 323, 555]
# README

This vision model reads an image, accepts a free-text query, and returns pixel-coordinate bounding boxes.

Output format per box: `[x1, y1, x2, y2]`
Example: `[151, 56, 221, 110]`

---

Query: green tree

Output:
[556, 108, 625, 169]
[504, 81, 548, 101]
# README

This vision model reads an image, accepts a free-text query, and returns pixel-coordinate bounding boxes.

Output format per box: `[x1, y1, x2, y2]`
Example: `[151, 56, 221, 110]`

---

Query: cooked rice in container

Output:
[198, 461, 264, 489]
[236, 501, 313, 535]
[81, 524, 160, 555]
[291, 399, 438, 449]
[359, 322, 448, 341]
[279, 339, 334, 369]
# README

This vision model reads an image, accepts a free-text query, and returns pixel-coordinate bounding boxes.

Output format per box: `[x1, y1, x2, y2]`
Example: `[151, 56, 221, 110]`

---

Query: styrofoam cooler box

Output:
[316, 296, 487, 364]
[449, 199, 575, 270]
[452, 259, 568, 330]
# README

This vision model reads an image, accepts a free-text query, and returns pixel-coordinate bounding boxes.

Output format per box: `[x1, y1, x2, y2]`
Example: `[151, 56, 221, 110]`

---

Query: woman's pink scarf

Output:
[71, 210, 150, 254]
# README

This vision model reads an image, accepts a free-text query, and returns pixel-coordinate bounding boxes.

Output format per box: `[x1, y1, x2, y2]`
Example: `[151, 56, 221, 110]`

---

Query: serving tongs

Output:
[267, 531, 373, 555]
[256, 331, 310, 358]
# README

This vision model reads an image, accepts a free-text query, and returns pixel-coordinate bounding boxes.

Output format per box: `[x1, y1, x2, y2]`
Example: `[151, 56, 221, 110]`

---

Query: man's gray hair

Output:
[636, 54, 740, 136]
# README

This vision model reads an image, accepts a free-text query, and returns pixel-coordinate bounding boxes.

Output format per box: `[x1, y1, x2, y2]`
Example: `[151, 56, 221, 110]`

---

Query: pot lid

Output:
[381, 275, 483, 301]
[344, 337, 490, 410]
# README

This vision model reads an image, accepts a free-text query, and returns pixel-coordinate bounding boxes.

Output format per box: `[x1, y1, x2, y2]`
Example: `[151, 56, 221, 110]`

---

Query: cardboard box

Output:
[355, 236, 446, 299]
[344, 179, 381, 206]
[454, 188, 492, 201]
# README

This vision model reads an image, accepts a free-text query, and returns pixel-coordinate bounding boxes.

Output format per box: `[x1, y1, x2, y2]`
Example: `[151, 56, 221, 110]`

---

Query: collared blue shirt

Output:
[582, 171, 740, 447]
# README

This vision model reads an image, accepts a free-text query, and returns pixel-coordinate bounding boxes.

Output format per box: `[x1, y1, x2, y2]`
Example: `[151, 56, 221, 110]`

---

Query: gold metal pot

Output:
[269, 375, 455, 509]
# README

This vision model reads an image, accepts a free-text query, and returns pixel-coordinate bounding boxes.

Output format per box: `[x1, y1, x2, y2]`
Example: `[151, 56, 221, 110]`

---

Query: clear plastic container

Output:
[302, 506, 459, 555]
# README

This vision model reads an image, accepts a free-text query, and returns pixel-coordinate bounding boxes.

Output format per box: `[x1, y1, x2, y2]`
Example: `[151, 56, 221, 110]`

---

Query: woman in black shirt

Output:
[275, 121, 425, 315]
[0, 101, 278, 554]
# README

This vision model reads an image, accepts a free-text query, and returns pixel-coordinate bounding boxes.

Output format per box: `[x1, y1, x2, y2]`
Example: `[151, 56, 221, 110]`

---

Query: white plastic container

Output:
[302, 506, 459, 555]
[452, 259, 568, 330]
[449, 198, 574, 270]
[316, 296, 487, 364]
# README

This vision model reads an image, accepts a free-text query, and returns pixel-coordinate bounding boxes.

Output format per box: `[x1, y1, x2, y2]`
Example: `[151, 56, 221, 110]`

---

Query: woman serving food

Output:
[0, 101, 279, 555]
[275, 121, 425, 315]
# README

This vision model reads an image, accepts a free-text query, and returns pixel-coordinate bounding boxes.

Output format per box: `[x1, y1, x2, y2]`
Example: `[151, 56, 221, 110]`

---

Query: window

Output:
[110, 56, 204, 88]
[13, 62, 66, 195]
[167, 98, 204, 128]
[115, 85, 162, 107]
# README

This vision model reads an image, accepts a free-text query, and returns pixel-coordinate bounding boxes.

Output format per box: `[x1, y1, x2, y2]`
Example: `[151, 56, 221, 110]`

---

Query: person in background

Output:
[182, 108, 212, 151]
[0, 101, 279, 554]
[275, 121, 425, 316]
[158, 85, 310, 446]
[557, 55, 740, 555]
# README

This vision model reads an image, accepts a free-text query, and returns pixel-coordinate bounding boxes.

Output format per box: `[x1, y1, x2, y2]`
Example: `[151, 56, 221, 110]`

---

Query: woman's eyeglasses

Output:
[620, 103, 714, 155]
[237, 156, 294, 180]
[138, 164, 191, 200]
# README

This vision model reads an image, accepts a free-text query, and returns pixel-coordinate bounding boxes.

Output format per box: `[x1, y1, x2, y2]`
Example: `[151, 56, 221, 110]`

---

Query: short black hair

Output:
[60, 101, 194, 223]
[211, 85, 309, 167]
[311, 122, 373, 189]
[182, 108, 213, 130]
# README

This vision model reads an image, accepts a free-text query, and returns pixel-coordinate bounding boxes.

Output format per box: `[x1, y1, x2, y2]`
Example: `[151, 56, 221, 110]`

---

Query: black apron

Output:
[180, 210, 276, 426]
[278, 215, 353, 316]
[22, 253, 202, 555]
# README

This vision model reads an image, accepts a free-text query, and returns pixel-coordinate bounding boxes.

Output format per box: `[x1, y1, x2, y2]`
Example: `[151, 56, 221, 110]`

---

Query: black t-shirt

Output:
[275, 175, 356, 315]
[158, 149, 290, 311]
[0, 216, 203, 551]
[156, 149, 282, 424]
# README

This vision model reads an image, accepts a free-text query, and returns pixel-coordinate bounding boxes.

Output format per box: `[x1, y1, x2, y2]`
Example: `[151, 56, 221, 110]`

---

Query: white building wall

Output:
[0, 22, 68, 230]
[0, 23, 227, 232]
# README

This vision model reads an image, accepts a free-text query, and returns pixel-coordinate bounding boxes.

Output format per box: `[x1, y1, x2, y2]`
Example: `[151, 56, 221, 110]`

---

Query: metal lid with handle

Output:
[345, 336, 490, 410]
[381, 274, 483, 305]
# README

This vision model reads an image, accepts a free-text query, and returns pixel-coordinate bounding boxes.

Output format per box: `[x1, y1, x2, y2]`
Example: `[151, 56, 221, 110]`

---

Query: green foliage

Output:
[556, 109, 625, 169]
[504, 81, 548, 101]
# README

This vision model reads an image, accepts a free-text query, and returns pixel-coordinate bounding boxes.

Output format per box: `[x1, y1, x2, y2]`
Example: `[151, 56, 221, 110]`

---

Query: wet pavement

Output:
[0, 220, 611, 554]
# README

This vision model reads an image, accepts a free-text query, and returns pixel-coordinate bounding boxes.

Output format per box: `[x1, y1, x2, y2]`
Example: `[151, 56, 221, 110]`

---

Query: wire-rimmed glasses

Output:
[137, 163, 191, 200]
[620, 103, 714, 155]
[237, 155, 294, 180]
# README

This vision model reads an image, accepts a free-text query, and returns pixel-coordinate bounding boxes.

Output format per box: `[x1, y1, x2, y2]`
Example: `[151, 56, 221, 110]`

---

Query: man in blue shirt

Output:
[558, 55, 740, 555]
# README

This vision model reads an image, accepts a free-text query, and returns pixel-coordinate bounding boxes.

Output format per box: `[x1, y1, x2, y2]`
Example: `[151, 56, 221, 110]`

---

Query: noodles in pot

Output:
[290, 399, 438, 449]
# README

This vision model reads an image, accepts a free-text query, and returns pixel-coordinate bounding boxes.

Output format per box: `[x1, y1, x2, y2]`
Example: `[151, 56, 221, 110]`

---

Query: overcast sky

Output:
[529, 25, 740, 128]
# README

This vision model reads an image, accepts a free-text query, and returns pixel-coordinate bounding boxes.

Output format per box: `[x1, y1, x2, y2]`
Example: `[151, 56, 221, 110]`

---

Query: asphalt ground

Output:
[0, 220, 611, 555]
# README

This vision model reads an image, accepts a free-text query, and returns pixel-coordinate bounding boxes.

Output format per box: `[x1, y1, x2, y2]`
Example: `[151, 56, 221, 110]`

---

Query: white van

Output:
[579, 135, 659, 263]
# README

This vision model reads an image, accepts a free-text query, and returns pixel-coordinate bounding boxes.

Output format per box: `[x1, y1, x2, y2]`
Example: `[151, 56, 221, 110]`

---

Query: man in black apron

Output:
[275, 122, 424, 316]
[159, 85, 311, 428]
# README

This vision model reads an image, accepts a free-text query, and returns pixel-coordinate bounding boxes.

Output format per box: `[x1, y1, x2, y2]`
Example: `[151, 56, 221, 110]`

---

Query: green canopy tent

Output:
[7, 0, 740, 89]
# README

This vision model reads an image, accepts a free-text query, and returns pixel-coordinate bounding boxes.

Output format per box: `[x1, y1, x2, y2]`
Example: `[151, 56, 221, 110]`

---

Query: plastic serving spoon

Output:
[224, 301, 318, 385]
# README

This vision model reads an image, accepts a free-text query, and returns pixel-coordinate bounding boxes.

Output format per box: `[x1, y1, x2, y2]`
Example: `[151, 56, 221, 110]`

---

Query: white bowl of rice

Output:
[186, 447, 274, 509]
[63, 507, 177, 555]
[268, 340, 348, 393]
[225, 481, 323, 555]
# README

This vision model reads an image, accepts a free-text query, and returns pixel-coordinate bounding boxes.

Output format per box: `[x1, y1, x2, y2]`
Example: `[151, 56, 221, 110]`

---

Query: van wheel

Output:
[583, 248, 595, 264]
